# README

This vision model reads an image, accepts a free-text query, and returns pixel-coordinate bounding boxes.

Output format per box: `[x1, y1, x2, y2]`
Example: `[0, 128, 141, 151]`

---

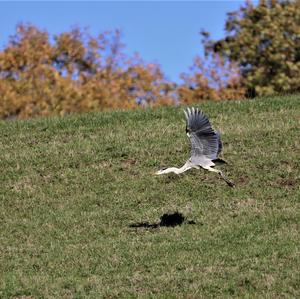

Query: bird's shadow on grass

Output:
[129, 212, 197, 229]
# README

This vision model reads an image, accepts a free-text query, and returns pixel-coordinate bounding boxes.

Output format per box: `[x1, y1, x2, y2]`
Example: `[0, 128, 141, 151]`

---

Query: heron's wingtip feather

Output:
[183, 109, 188, 121]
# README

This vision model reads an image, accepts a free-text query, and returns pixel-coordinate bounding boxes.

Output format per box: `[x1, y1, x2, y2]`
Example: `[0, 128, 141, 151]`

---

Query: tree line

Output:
[0, 0, 299, 119]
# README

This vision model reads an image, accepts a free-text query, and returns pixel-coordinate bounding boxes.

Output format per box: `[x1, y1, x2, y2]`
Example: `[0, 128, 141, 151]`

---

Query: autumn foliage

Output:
[178, 53, 245, 104]
[0, 24, 174, 119]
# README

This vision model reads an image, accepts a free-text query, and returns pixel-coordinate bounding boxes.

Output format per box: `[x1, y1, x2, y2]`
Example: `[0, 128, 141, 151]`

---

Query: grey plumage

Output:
[155, 107, 235, 187]
[185, 107, 221, 164]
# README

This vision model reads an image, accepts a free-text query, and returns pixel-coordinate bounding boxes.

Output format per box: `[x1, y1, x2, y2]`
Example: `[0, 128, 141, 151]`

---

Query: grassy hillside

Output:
[1, 95, 300, 298]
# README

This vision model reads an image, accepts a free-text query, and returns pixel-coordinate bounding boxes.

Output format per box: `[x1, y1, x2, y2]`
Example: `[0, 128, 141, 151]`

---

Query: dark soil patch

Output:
[129, 212, 196, 229]
[278, 178, 299, 188]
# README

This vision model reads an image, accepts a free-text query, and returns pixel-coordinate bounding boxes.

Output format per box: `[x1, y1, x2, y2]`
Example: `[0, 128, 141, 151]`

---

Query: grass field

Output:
[1, 95, 300, 298]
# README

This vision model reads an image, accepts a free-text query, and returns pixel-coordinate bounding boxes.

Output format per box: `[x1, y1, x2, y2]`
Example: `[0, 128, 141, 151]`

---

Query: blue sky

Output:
[0, 1, 255, 83]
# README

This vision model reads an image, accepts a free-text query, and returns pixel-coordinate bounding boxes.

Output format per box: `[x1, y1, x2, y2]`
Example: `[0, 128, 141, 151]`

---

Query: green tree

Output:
[201, 0, 300, 97]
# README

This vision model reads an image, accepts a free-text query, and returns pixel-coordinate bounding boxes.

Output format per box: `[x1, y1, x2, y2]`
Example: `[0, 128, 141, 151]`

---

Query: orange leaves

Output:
[178, 54, 245, 104]
[0, 24, 174, 119]
[0, 22, 250, 120]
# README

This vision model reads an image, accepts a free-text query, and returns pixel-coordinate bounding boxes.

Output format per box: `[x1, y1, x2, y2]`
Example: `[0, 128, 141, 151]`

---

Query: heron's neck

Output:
[161, 163, 191, 175]
[160, 167, 181, 174]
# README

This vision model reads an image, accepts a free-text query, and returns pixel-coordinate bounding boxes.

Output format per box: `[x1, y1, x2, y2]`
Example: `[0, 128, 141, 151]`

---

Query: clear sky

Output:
[0, 1, 255, 83]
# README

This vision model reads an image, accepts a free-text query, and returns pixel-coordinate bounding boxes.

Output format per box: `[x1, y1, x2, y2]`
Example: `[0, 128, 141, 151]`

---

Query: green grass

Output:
[1, 94, 300, 298]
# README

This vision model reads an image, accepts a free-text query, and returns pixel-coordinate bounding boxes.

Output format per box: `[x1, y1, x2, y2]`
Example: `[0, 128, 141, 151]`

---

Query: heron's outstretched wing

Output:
[216, 131, 223, 156]
[184, 107, 221, 161]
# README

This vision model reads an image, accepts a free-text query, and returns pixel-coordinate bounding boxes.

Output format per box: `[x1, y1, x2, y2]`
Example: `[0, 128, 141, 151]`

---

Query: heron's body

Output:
[155, 107, 235, 187]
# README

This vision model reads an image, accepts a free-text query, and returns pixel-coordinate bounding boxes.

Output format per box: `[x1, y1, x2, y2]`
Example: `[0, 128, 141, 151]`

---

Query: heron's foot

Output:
[225, 180, 235, 188]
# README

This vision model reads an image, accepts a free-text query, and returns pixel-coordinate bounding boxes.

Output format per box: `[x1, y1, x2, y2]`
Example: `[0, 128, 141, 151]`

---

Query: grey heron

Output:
[155, 107, 235, 187]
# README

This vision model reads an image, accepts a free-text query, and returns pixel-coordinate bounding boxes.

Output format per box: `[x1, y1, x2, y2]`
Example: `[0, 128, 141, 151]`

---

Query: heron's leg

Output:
[203, 166, 235, 187]
[219, 171, 235, 188]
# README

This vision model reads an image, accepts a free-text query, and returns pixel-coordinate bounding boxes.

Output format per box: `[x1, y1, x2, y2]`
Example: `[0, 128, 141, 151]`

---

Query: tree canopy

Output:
[0, 24, 174, 119]
[200, 0, 300, 97]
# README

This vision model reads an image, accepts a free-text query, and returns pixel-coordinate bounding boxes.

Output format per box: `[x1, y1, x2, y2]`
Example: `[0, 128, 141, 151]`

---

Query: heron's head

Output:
[155, 167, 167, 175]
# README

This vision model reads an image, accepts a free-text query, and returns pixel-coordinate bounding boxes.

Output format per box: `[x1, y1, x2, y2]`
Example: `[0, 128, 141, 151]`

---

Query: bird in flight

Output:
[155, 107, 235, 187]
